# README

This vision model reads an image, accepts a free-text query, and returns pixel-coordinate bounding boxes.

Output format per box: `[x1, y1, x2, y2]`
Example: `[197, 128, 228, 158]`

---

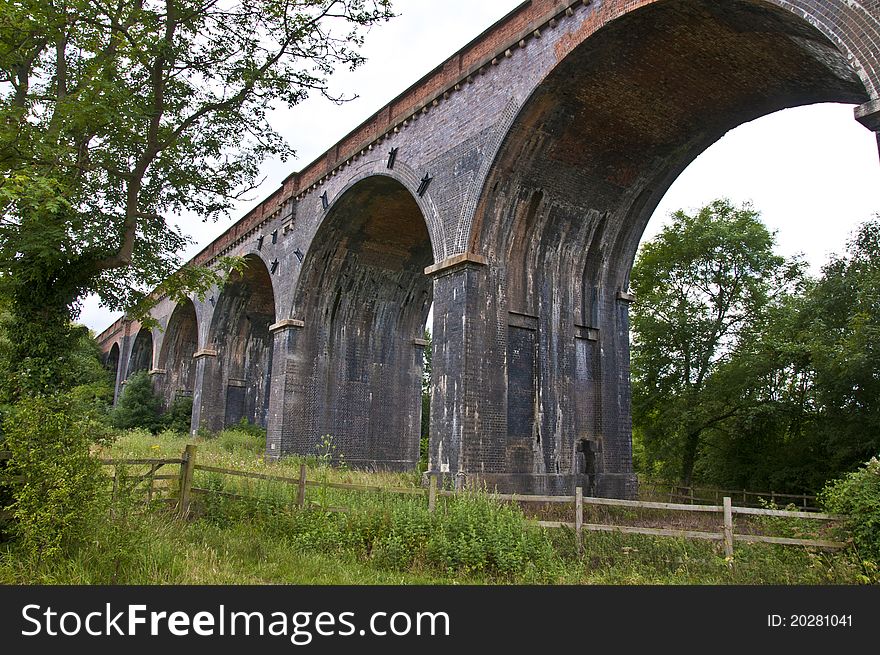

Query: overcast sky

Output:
[80, 0, 880, 333]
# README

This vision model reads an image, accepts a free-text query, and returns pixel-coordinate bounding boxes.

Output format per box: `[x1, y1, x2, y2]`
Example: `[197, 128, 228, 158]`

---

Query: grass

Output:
[1, 427, 875, 585]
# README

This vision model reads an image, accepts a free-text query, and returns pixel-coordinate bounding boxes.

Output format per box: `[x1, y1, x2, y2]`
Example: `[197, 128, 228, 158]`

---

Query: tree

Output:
[110, 370, 164, 432]
[710, 217, 880, 492]
[630, 199, 802, 485]
[691, 293, 822, 492]
[0, 0, 393, 398]
[798, 218, 880, 471]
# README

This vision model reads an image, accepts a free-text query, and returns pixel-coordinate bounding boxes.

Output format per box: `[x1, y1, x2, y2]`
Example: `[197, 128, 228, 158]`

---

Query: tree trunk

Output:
[680, 429, 702, 487]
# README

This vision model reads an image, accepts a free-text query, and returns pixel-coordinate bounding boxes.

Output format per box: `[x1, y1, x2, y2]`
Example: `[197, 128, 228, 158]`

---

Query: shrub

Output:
[366, 493, 560, 580]
[163, 395, 193, 433]
[230, 417, 267, 439]
[425, 492, 559, 578]
[821, 456, 880, 562]
[111, 371, 163, 432]
[3, 394, 108, 559]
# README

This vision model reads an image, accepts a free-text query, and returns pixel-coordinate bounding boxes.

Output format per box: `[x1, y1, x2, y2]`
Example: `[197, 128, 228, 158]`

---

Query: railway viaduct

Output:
[97, 0, 880, 496]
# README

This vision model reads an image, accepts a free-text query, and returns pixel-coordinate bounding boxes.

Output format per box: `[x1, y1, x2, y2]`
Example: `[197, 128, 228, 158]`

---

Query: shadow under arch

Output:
[202, 254, 276, 432]
[157, 298, 199, 409]
[105, 342, 120, 395]
[463, 0, 873, 496]
[126, 328, 153, 379]
[284, 174, 433, 470]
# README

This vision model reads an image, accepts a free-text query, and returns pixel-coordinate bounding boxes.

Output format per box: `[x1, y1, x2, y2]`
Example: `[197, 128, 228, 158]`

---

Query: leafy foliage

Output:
[821, 456, 880, 563]
[2, 395, 110, 559]
[0, 0, 393, 397]
[797, 220, 880, 469]
[633, 205, 880, 494]
[163, 395, 194, 434]
[110, 370, 164, 432]
[631, 199, 802, 484]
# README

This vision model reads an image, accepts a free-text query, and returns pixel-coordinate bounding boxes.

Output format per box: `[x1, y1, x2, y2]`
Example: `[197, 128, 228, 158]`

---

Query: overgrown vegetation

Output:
[110, 372, 199, 434]
[110, 371, 164, 432]
[7, 429, 871, 585]
[632, 202, 880, 494]
[2, 394, 110, 560]
[821, 457, 880, 564]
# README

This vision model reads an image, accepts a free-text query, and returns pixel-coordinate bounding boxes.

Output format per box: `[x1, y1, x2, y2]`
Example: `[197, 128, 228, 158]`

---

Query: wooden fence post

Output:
[723, 496, 734, 561]
[297, 463, 307, 508]
[177, 444, 197, 519]
[575, 486, 584, 555]
[428, 474, 437, 514]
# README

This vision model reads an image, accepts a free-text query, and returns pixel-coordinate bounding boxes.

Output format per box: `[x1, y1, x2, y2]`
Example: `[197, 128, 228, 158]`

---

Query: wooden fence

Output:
[639, 478, 820, 512]
[1, 446, 847, 556]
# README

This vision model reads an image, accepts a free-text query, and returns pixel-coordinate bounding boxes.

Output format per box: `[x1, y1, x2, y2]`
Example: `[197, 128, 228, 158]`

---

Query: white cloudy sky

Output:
[80, 0, 880, 332]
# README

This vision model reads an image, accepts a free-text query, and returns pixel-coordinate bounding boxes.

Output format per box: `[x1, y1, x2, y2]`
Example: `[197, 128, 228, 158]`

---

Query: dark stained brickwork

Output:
[157, 300, 198, 409]
[98, 0, 880, 498]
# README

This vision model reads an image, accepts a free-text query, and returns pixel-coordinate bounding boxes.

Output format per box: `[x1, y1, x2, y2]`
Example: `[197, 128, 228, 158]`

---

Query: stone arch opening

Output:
[126, 328, 153, 378]
[204, 255, 276, 431]
[465, 0, 872, 496]
[158, 299, 199, 409]
[105, 342, 120, 390]
[285, 175, 434, 470]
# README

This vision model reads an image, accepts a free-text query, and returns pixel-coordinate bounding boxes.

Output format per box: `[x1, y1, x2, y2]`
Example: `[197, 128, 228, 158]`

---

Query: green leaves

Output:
[631, 199, 802, 485]
[821, 456, 880, 562]
[110, 370, 164, 433]
[632, 204, 880, 493]
[3, 393, 108, 560]
[0, 0, 393, 394]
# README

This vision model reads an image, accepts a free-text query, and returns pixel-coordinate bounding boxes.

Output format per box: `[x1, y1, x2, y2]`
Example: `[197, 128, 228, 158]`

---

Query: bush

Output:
[3, 394, 109, 559]
[111, 371, 163, 432]
[821, 456, 880, 562]
[424, 492, 559, 579]
[163, 395, 193, 433]
[230, 417, 267, 439]
[359, 493, 560, 580]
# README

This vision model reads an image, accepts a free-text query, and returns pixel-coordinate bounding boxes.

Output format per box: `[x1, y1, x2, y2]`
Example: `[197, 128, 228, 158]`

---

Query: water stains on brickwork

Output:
[156, 299, 198, 409]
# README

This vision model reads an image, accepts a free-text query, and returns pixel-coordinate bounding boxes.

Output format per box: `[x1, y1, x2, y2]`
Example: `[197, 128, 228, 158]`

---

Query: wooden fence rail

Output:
[523, 491, 845, 553]
[639, 478, 820, 511]
[0, 445, 848, 556]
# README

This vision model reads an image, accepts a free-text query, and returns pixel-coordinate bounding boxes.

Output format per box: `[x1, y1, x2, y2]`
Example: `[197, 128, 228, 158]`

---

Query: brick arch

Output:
[283, 174, 433, 470]
[157, 298, 199, 409]
[552, 0, 880, 99]
[202, 255, 277, 431]
[471, 0, 872, 259]
[314, 165, 445, 265]
[105, 341, 121, 387]
[125, 328, 153, 379]
[460, 0, 874, 496]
